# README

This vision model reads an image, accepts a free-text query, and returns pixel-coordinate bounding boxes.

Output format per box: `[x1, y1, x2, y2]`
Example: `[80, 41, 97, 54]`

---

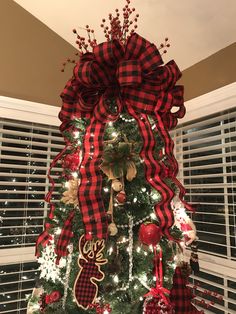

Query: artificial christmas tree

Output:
[28, 1, 203, 313]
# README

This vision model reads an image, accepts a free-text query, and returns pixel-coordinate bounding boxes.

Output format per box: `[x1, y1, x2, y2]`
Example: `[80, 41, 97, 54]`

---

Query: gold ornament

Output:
[111, 179, 123, 192]
[108, 222, 118, 236]
[61, 179, 79, 205]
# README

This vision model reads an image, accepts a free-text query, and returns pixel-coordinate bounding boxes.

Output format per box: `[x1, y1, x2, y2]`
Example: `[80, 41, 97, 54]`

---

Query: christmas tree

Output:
[28, 1, 203, 313]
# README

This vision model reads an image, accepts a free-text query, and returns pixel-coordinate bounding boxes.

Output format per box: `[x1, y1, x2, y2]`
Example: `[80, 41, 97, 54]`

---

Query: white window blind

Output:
[0, 97, 61, 314]
[0, 261, 39, 313]
[172, 99, 236, 314]
[173, 108, 236, 260]
[0, 117, 64, 249]
[189, 267, 236, 314]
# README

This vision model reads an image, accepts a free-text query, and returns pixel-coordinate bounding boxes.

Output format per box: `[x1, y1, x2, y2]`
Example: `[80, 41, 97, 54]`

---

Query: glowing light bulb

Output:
[74, 131, 80, 138]
[112, 132, 118, 137]
[65, 181, 70, 188]
[150, 212, 156, 219]
[113, 275, 119, 283]
[72, 172, 78, 178]
[55, 228, 61, 235]
[104, 311, 109, 314]
[136, 246, 141, 253]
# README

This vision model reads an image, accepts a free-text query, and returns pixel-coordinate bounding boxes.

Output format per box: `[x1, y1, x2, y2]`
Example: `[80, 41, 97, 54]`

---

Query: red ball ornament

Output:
[45, 291, 61, 304]
[50, 290, 61, 302]
[116, 190, 126, 204]
[139, 223, 162, 246]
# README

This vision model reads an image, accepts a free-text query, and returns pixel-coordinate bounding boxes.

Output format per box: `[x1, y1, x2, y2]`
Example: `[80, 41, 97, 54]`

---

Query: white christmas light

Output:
[112, 132, 118, 137]
[136, 246, 141, 253]
[108, 246, 113, 255]
[55, 228, 61, 235]
[72, 172, 78, 178]
[65, 181, 70, 188]
[104, 310, 109, 314]
[139, 297, 143, 301]
[151, 192, 159, 200]
[133, 197, 137, 203]
[141, 187, 146, 192]
[74, 131, 80, 138]
[150, 212, 156, 220]
[113, 275, 119, 283]
[140, 274, 147, 282]
[103, 187, 109, 193]
[108, 122, 113, 126]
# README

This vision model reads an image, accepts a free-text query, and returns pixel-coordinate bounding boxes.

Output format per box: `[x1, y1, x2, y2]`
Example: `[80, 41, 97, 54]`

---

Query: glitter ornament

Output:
[116, 190, 126, 204]
[62, 151, 80, 171]
[139, 223, 162, 246]
[108, 222, 118, 236]
[111, 179, 123, 192]
[143, 296, 174, 314]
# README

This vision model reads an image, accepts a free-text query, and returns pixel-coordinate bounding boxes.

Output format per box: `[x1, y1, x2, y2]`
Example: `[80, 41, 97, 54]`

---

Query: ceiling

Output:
[14, 0, 236, 70]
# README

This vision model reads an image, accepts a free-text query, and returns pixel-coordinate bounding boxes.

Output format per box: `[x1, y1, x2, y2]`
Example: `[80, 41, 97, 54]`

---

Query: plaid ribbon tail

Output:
[35, 230, 52, 257]
[45, 145, 68, 203]
[127, 106, 175, 238]
[55, 210, 75, 264]
[78, 117, 108, 240]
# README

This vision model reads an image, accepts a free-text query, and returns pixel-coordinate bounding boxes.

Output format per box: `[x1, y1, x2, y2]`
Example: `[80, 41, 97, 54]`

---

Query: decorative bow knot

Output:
[144, 286, 170, 305]
[60, 33, 183, 126]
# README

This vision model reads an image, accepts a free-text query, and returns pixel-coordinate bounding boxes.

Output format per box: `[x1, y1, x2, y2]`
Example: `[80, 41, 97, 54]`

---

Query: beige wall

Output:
[0, 0, 76, 106]
[181, 43, 236, 101]
[0, 0, 235, 106]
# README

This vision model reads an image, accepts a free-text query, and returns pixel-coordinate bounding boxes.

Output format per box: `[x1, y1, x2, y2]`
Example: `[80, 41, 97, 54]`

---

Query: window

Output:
[0, 261, 39, 313]
[0, 96, 61, 313]
[171, 82, 236, 314]
[0, 118, 64, 249]
[173, 109, 236, 259]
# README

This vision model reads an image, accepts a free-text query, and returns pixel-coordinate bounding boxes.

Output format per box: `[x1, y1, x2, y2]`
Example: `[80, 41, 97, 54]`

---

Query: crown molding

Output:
[0, 96, 60, 126]
[182, 82, 236, 124]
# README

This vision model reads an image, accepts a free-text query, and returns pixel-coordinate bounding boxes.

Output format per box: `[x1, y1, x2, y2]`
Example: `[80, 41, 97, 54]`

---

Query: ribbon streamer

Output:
[144, 248, 170, 305]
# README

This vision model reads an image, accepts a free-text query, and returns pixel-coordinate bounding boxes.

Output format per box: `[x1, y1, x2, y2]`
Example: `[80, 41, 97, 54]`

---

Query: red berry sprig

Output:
[100, 0, 139, 43]
[158, 37, 171, 55]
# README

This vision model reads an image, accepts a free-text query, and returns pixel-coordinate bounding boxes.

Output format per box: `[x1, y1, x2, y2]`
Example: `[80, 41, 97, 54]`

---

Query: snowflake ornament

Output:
[38, 238, 66, 282]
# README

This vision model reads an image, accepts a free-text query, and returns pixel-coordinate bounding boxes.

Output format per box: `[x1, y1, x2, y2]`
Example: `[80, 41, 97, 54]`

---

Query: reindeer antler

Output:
[92, 239, 107, 265]
[79, 236, 107, 265]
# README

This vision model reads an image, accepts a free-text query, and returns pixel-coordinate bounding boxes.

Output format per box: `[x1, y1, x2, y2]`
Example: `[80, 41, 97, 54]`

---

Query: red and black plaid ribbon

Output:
[35, 145, 68, 256]
[35, 204, 55, 257]
[59, 32, 189, 240]
[170, 267, 203, 313]
[55, 210, 75, 264]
